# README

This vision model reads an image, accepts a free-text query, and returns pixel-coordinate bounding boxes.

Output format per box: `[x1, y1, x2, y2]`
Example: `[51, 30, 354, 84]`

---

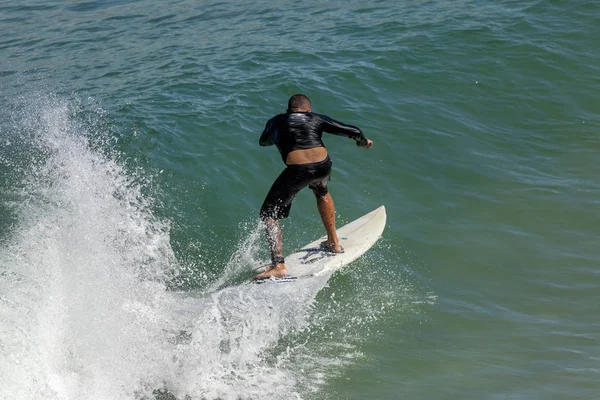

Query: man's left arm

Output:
[259, 120, 274, 146]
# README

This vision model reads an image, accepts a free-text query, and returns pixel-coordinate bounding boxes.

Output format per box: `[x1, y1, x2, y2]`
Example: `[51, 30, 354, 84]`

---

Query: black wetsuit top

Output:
[259, 112, 368, 163]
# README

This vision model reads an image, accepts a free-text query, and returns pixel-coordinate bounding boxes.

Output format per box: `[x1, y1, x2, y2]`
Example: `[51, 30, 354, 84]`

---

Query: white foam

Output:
[0, 94, 178, 400]
[0, 94, 367, 400]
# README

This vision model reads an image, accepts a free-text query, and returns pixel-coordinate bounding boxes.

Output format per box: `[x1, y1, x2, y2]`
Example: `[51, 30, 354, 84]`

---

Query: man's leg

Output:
[264, 217, 283, 259]
[254, 217, 287, 279]
[315, 192, 342, 253]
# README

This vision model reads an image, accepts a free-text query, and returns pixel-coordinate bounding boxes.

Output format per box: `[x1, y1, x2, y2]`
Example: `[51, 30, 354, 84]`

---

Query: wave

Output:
[0, 93, 405, 400]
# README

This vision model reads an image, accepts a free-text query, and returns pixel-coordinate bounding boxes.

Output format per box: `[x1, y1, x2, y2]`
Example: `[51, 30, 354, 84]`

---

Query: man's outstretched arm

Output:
[320, 114, 373, 148]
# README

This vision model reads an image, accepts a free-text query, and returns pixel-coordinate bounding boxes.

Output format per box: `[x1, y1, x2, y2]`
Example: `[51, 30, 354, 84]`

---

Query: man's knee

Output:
[311, 186, 328, 198]
[260, 216, 277, 228]
[260, 202, 291, 220]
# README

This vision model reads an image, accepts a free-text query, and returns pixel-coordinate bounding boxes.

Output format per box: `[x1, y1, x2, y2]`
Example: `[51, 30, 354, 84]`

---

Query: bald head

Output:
[287, 94, 311, 113]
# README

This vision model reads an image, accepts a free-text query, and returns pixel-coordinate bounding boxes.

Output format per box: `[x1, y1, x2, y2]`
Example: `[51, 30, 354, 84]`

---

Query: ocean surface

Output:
[1, 1, 599, 399]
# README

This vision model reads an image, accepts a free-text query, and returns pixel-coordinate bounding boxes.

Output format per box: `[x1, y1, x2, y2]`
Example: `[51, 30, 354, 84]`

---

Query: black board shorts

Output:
[260, 156, 332, 220]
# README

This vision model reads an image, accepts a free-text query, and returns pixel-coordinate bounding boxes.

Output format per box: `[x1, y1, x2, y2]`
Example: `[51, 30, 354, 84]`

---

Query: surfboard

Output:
[254, 205, 386, 283]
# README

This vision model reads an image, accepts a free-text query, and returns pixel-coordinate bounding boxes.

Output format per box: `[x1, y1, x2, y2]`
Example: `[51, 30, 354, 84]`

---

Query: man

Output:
[255, 94, 373, 280]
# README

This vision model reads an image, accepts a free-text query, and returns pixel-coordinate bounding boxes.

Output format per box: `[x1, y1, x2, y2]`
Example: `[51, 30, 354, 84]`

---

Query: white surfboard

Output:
[255, 205, 386, 282]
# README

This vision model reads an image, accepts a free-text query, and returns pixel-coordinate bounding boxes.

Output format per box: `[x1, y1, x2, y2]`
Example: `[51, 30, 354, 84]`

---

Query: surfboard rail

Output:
[281, 205, 386, 279]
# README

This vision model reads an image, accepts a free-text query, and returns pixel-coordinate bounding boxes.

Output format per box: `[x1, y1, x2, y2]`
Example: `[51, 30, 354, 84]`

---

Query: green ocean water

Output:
[1, 1, 599, 399]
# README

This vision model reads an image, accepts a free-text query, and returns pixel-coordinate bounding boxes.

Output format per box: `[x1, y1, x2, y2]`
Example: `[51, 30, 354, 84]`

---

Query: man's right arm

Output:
[319, 114, 370, 147]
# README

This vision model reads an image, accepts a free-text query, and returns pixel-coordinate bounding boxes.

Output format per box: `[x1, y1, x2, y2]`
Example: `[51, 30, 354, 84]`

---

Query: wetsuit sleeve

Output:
[319, 114, 368, 147]
[259, 119, 274, 146]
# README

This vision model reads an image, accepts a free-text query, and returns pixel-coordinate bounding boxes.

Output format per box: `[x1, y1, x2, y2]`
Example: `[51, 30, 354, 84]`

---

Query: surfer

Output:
[255, 94, 373, 279]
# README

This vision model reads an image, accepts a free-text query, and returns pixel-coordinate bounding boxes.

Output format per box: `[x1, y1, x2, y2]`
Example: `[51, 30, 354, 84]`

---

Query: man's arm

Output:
[259, 119, 274, 146]
[319, 114, 371, 147]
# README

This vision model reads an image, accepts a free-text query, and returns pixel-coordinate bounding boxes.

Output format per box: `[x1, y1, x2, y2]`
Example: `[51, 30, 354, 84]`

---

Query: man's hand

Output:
[356, 137, 373, 148]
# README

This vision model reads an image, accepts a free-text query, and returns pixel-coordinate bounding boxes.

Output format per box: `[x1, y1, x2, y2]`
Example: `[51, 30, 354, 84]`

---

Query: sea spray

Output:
[206, 220, 266, 292]
[0, 93, 409, 400]
[0, 94, 180, 400]
[0, 94, 312, 400]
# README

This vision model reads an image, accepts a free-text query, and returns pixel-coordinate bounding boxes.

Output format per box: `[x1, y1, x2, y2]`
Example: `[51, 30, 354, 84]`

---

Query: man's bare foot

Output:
[254, 263, 287, 280]
[320, 241, 344, 253]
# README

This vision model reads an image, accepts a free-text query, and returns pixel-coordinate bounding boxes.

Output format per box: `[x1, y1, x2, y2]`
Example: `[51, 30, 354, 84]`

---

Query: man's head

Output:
[287, 94, 311, 113]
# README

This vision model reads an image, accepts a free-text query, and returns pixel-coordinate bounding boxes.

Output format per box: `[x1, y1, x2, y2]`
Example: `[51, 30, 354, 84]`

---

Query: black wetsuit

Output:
[259, 112, 367, 220]
[259, 112, 368, 163]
